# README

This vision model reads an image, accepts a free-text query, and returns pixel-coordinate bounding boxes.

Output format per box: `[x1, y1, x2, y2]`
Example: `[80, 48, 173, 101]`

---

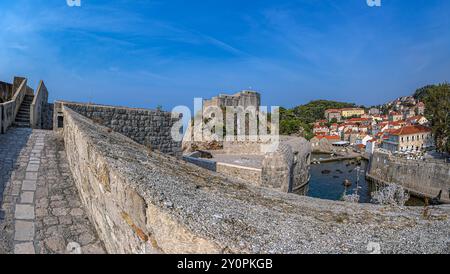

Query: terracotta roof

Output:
[315, 135, 341, 141]
[390, 120, 405, 126]
[325, 109, 340, 113]
[406, 115, 425, 122]
[348, 117, 368, 123]
[390, 125, 432, 136]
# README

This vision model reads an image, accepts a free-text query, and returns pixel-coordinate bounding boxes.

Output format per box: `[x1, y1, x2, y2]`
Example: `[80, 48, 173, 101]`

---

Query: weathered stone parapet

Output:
[62, 106, 450, 253]
[0, 78, 28, 134]
[30, 81, 49, 129]
[261, 137, 311, 194]
[367, 151, 450, 203]
[54, 101, 182, 156]
[0, 81, 14, 103]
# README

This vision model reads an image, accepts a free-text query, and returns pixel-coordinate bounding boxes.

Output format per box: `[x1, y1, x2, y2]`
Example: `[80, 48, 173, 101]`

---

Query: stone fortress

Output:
[185, 90, 312, 195]
[202, 90, 261, 110]
[1, 76, 450, 254]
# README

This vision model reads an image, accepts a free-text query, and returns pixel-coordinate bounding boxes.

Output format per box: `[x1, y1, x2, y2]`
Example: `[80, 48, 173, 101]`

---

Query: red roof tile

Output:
[390, 125, 432, 136]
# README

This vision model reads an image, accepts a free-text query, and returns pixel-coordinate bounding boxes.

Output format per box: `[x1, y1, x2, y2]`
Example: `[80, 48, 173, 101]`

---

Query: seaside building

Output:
[381, 125, 434, 153]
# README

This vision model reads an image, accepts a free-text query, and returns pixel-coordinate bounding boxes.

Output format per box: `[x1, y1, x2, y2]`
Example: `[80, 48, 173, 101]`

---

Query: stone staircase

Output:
[14, 95, 34, 128]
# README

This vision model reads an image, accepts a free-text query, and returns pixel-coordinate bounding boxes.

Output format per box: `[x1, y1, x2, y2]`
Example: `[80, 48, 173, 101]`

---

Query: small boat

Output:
[343, 179, 352, 187]
[321, 169, 331, 174]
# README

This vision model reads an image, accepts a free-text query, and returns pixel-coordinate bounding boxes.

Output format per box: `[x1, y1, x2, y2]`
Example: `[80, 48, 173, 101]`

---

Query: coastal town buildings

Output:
[340, 108, 365, 118]
[324, 109, 342, 122]
[381, 125, 434, 153]
[368, 108, 380, 115]
[389, 111, 403, 122]
[317, 98, 430, 154]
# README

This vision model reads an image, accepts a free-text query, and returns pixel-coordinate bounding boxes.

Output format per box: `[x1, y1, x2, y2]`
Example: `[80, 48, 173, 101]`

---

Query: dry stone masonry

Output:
[367, 151, 450, 203]
[54, 101, 182, 156]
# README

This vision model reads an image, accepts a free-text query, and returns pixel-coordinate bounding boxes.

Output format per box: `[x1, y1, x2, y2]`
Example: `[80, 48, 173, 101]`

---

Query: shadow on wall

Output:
[0, 128, 32, 217]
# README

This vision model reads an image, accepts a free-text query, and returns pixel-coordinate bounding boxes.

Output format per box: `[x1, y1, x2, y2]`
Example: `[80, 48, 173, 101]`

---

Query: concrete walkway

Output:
[0, 128, 105, 254]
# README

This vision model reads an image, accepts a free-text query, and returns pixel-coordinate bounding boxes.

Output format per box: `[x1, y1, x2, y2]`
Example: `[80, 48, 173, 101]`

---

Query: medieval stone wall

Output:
[216, 162, 262, 183]
[203, 90, 261, 110]
[0, 81, 13, 103]
[54, 101, 182, 156]
[367, 151, 450, 203]
[0, 79, 28, 134]
[61, 106, 450, 253]
[42, 103, 54, 130]
[261, 137, 311, 194]
[30, 81, 48, 129]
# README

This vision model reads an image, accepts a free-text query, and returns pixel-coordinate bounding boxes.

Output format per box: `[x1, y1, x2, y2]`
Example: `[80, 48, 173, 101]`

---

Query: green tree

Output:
[279, 100, 356, 140]
[421, 83, 450, 153]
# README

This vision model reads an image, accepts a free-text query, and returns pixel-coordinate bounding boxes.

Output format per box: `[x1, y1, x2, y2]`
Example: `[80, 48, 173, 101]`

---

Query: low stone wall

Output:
[184, 137, 311, 194]
[223, 141, 265, 155]
[182, 155, 217, 172]
[62, 106, 450, 253]
[0, 79, 27, 134]
[367, 151, 450, 203]
[30, 81, 49, 129]
[182, 155, 262, 184]
[54, 101, 182, 156]
[42, 103, 54, 130]
[0, 81, 13, 103]
[216, 162, 262, 184]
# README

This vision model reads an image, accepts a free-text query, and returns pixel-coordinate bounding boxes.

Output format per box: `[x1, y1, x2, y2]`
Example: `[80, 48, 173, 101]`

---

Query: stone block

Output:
[20, 191, 35, 204]
[14, 220, 35, 241]
[14, 242, 35, 254]
[26, 164, 40, 172]
[22, 180, 37, 191]
[25, 172, 38, 180]
[15, 204, 35, 220]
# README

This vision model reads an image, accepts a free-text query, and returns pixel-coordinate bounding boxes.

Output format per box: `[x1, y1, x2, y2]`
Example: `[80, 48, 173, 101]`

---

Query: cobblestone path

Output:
[0, 128, 105, 254]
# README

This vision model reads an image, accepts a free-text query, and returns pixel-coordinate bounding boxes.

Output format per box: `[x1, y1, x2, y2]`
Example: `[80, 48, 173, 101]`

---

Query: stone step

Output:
[16, 114, 30, 120]
[15, 117, 30, 122]
[13, 122, 30, 128]
[17, 111, 30, 115]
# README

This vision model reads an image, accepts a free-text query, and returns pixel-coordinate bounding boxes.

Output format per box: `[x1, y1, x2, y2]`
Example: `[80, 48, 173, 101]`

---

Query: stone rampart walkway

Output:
[0, 128, 105, 254]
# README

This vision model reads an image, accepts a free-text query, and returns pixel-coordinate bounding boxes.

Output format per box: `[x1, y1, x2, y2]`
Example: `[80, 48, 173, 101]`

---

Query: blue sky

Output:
[1, 0, 449, 111]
